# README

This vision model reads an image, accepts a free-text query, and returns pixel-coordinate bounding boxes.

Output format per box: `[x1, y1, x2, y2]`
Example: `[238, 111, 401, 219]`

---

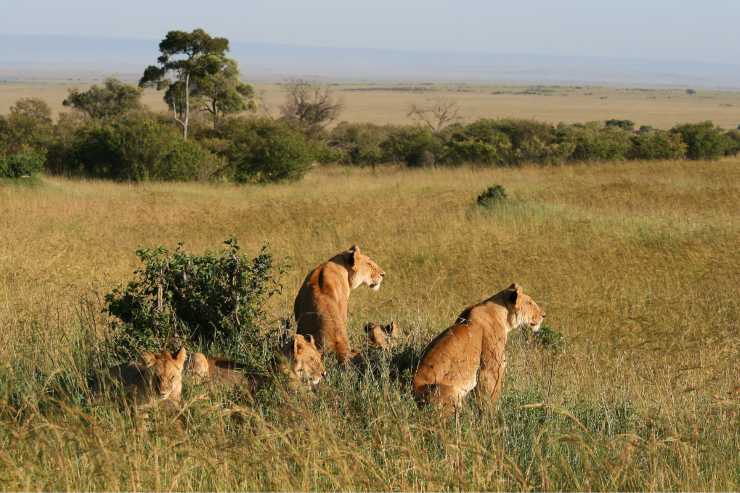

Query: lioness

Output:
[108, 348, 187, 405]
[364, 321, 399, 349]
[412, 284, 544, 411]
[187, 334, 326, 390]
[294, 245, 385, 363]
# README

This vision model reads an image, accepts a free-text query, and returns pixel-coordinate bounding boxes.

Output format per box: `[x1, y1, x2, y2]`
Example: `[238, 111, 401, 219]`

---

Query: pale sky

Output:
[2, 0, 740, 63]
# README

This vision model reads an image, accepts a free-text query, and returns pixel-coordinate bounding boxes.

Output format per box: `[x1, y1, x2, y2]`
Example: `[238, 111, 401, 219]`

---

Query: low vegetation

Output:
[0, 160, 737, 490]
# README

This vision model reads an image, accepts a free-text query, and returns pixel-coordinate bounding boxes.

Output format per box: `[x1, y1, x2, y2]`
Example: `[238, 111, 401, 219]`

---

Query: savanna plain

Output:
[0, 156, 738, 489]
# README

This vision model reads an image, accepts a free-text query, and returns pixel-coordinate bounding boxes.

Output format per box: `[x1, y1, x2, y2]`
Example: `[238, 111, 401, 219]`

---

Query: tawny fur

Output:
[187, 334, 326, 390]
[364, 321, 399, 349]
[412, 284, 545, 412]
[294, 245, 385, 363]
[108, 348, 187, 406]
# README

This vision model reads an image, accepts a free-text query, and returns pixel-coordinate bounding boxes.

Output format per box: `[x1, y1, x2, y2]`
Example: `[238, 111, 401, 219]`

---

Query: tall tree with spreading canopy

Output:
[139, 29, 234, 139]
[194, 58, 256, 127]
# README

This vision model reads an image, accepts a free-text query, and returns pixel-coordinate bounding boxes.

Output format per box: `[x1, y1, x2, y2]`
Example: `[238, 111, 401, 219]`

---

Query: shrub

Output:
[443, 121, 512, 165]
[628, 129, 687, 160]
[329, 122, 395, 166]
[723, 129, 740, 156]
[605, 119, 635, 131]
[221, 117, 313, 182]
[476, 184, 508, 207]
[671, 122, 728, 160]
[62, 78, 143, 121]
[382, 127, 443, 167]
[70, 113, 217, 181]
[557, 123, 632, 162]
[0, 98, 54, 154]
[105, 239, 282, 364]
[0, 148, 46, 178]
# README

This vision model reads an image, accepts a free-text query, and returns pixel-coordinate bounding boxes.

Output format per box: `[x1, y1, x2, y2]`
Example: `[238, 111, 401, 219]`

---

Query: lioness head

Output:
[502, 283, 545, 333]
[364, 321, 399, 349]
[345, 245, 385, 291]
[141, 348, 187, 402]
[281, 334, 326, 387]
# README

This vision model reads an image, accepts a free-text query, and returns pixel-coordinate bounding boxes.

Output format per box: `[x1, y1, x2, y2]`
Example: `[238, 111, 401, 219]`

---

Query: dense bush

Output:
[723, 129, 740, 156]
[221, 117, 313, 182]
[106, 239, 282, 363]
[0, 98, 54, 155]
[557, 123, 633, 161]
[0, 148, 46, 178]
[628, 129, 687, 160]
[671, 122, 728, 160]
[69, 113, 218, 181]
[382, 127, 442, 167]
[329, 122, 396, 166]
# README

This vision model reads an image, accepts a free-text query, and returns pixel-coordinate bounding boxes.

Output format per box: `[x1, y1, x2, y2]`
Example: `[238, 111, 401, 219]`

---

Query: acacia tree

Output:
[280, 79, 343, 136]
[139, 29, 230, 139]
[407, 98, 461, 133]
[63, 78, 142, 121]
[194, 58, 256, 127]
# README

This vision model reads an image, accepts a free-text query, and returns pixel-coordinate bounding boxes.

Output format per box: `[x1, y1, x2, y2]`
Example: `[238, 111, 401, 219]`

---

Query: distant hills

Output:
[2, 33, 739, 88]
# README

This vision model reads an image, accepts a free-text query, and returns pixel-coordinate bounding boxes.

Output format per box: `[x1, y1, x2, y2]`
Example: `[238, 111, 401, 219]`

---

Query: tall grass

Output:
[0, 159, 738, 490]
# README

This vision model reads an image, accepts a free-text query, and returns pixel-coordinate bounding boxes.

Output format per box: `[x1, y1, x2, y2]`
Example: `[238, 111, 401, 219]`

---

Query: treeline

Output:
[1, 28, 739, 182]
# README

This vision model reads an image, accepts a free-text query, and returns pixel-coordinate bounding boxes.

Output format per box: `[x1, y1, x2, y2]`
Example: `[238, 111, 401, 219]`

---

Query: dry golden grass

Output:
[2, 81, 740, 129]
[0, 159, 738, 490]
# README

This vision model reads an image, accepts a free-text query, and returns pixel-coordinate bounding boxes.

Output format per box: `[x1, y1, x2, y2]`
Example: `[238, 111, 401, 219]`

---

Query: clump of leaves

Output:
[476, 184, 508, 208]
[523, 324, 566, 351]
[105, 238, 282, 364]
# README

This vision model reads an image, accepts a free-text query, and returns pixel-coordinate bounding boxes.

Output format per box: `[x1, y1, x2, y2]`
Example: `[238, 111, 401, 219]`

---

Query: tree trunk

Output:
[183, 73, 190, 140]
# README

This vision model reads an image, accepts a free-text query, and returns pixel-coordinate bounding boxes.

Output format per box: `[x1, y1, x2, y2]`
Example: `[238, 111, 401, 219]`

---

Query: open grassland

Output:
[0, 159, 739, 490]
[2, 80, 740, 129]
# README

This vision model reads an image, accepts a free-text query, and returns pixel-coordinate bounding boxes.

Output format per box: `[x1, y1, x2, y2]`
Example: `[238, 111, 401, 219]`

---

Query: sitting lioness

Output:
[108, 348, 187, 406]
[187, 334, 326, 390]
[294, 245, 385, 363]
[412, 284, 544, 411]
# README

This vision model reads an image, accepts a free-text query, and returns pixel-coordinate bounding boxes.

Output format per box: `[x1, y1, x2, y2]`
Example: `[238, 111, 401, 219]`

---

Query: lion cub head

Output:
[280, 334, 326, 388]
[140, 348, 187, 402]
[364, 321, 399, 349]
[502, 283, 545, 333]
[344, 245, 385, 291]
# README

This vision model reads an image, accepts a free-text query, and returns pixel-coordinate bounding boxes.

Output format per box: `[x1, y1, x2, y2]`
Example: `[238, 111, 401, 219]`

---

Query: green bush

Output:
[0, 98, 54, 155]
[105, 239, 282, 363]
[382, 127, 443, 167]
[221, 117, 313, 182]
[329, 122, 396, 166]
[557, 123, 633, 162]
[605, 119, 635, 131]
[476, 184, 508, 207]
[0, 148, 46, 178]
[628, 129, 687, 160]
[671, 122, 728, 160]
[723, 129, 740, 156]
[70, 113, 217, 181]
[444, 121, 512, 165]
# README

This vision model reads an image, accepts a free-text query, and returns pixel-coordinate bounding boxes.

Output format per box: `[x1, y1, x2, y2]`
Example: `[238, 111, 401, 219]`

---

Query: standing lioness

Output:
[413, 283, 544, 411]
[294, 245, 385, 363]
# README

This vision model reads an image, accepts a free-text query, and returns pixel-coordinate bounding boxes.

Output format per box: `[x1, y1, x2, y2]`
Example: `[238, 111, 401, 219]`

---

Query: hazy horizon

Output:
[2, 1, 740, 87]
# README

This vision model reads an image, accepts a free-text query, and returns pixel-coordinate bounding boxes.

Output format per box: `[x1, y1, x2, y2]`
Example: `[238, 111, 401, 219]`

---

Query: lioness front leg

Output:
[477, 352, 506, 406]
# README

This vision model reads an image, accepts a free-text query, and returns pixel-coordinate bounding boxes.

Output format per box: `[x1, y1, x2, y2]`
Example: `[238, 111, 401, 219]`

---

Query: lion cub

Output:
[413, 284, 545, 412]
[187, 334, 326, 391]
[364, 321, 399, 349]
[108, 348, 187, 406]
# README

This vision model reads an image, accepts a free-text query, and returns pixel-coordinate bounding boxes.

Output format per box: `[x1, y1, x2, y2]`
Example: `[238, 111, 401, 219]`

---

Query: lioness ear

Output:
[387, 321, 398, 337]
[173, 347, 187, 369]
[141, 351, 157, 368]
[507, 283, 521, 305]
[347, 245, 361, 267]
[305, 334, 317, 348]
